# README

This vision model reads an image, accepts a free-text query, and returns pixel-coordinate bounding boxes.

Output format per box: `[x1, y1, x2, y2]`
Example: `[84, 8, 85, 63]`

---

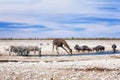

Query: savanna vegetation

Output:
[0, 37, 120, 40]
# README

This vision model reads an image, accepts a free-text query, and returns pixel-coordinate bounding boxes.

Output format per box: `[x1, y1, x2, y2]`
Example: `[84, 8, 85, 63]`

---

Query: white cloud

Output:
[0, 0, 107, 14]
[18, 28, 38, 32]
[0, 0, 120, 38]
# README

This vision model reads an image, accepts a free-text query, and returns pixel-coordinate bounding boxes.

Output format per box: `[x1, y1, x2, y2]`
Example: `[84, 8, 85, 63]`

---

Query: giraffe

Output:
[52, 38, 72, 55]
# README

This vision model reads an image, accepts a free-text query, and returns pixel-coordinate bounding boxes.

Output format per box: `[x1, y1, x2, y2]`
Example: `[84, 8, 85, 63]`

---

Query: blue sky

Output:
[0, 0, 120, 38]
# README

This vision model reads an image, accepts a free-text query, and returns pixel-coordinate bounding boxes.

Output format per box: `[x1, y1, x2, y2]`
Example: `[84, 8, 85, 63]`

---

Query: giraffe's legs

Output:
[61, 46, 69, 54]
[56, 46, 59, 55]
[52, 44, 54, 51]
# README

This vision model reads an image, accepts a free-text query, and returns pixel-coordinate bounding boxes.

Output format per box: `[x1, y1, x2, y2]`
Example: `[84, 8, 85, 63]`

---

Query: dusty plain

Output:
[0, 40, 120, 80]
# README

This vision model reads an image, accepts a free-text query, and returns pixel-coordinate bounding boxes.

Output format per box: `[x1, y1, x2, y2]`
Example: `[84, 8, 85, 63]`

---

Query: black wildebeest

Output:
[112, 44, 117, 53]
[93, 45, 105, 52]
[52, 38, 72, 55]
[74, 44, 92, 53]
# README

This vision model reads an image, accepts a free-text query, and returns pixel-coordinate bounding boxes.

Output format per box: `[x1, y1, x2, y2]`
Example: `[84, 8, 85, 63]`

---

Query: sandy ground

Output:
[0, 40, 120, 80]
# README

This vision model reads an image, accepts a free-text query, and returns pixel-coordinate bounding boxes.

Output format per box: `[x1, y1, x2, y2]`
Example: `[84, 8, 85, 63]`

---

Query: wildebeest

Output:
[74, 44, 82, 51]
[74, 45, 92, 52]
[52, 38, 72, 55]
[112, 44, 117, 53]
[9, 45, 29, 56]
[82, 45, 92, 52]
[27, 46, 41, 56]
[93, 45, 105, 52]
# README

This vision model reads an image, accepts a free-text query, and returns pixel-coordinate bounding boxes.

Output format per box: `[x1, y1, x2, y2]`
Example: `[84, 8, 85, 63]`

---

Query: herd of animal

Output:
[8, 45, 41, 56]
[2, 38, 117, 56]
[74, 45, 105, 52]
[52, 38, 117, 55]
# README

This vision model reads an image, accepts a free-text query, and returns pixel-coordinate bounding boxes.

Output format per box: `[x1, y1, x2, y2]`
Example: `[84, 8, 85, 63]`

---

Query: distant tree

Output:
[71, 37, 75, 40]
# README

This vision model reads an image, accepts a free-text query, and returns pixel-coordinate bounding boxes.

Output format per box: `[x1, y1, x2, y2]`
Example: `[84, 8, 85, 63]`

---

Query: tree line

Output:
[0, 37, 120, 40]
